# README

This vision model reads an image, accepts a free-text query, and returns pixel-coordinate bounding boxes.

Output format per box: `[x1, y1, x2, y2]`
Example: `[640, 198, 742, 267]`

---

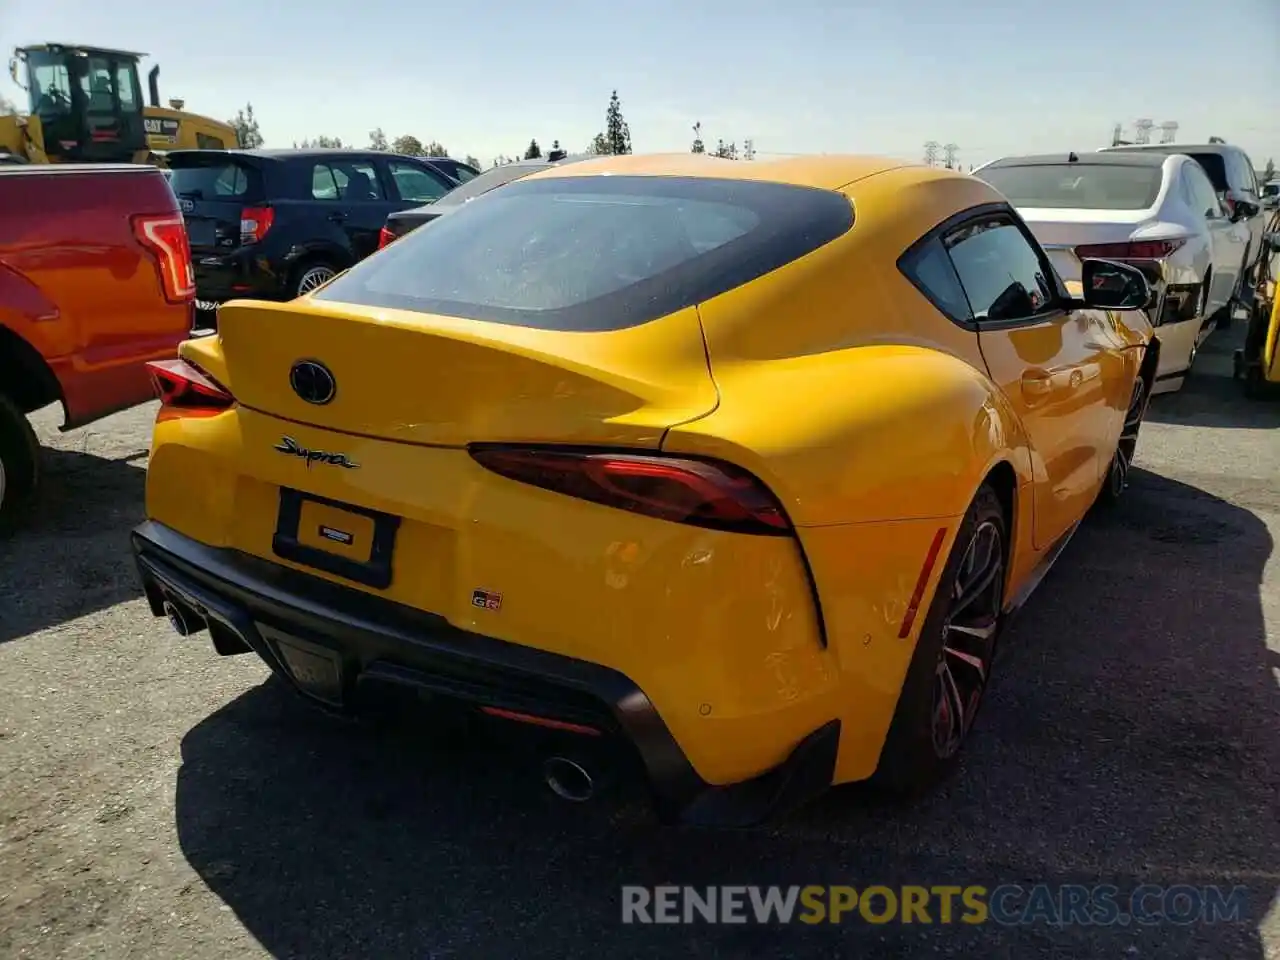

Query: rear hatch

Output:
[166, 151, 268, 254]
[214, 297, 718, 448]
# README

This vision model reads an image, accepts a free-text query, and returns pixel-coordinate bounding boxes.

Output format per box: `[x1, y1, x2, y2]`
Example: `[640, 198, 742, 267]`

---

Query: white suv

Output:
[1100, 142, 1266, 313]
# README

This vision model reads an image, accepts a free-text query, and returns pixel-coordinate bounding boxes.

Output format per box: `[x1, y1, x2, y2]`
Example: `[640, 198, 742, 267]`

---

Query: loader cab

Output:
[13, 43, 147, 163]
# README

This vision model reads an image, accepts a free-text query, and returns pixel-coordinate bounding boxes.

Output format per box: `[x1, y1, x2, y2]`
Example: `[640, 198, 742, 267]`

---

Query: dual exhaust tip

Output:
[162, 598, 203, 637]
[543, 756, 595, 803]
[164, 597, 602, 804]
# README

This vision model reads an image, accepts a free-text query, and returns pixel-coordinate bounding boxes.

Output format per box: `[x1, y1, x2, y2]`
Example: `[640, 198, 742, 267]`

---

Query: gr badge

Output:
[471, 589, 503, 611]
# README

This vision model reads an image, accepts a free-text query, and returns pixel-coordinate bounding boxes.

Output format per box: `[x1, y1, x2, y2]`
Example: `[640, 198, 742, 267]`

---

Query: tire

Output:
[1097, 371, 1149, 508]
[871, 483, 1007, 799]
[292, 260, 338, 299]
[0, 392, 41, 535]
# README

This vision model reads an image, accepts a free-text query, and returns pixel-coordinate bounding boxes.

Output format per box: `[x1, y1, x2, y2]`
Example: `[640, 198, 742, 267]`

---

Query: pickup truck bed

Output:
[0, 162, 193, 530]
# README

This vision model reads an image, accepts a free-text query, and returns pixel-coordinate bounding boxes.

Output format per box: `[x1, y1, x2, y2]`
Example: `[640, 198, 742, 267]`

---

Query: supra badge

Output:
[472, 589, 503, 611]
[274, 436, 360, 470]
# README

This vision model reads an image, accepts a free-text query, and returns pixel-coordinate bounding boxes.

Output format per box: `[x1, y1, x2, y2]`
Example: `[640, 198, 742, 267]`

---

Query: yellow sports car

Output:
[132, 153, 1158, 826]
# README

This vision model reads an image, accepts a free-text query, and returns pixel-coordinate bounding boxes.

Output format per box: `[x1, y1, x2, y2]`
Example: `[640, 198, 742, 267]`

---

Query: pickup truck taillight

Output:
[378, 226, 395, 249]
[132, 214, 196, 303]
[146, 357, 235, 422]
[240, 206, 274, 244]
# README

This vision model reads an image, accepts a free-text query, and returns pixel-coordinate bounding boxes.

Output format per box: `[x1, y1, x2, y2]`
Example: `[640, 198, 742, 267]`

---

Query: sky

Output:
[3, 0, 1278, 171]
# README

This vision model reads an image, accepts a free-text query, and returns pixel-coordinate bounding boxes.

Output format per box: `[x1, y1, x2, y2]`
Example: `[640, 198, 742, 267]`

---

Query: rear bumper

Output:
[130, 520, 840, 827]
[192, 248, 288, 304]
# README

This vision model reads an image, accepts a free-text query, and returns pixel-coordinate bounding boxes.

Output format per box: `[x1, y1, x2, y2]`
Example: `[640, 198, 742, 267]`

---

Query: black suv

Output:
[166, 148, 471, 321]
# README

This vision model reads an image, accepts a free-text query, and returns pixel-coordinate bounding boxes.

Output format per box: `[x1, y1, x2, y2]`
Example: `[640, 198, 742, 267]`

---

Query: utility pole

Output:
[943, 143, 958, 169]
[1134, 119, 1154, 144]
[742, 138, 756, 161]
[923, 141, 939, 166]
[1159, 121, 1179, 144]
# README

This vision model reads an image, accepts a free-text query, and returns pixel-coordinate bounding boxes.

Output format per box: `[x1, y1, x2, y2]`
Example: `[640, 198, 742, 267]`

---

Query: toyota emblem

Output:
[289, 360, 336, 405]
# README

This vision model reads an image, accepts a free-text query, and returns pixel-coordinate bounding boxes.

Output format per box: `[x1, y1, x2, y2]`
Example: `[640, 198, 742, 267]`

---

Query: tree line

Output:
[226, 91, 757, 170]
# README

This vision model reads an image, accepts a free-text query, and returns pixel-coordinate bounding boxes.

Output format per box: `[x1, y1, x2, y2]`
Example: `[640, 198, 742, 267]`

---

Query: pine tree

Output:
[1265, 158, 1276, 182]
[604, 90, 632, 155]
[524, 139, 542, 159]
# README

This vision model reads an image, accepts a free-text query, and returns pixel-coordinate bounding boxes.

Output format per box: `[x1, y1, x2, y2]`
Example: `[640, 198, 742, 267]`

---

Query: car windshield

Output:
[977, 163, 1163, 210]
[316, 174, 854, 332]
[434, 163, 550, 205]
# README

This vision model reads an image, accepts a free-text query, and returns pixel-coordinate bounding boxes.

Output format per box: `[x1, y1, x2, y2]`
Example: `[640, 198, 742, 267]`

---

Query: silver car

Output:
[974, 150, 1251, 393]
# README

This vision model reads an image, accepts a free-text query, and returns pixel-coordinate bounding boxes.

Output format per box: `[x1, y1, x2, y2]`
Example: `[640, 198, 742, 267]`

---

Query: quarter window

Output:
[945, 218, 1056, 322]
[1185, 165, 1222, 219]
[900, 236, 972, 321]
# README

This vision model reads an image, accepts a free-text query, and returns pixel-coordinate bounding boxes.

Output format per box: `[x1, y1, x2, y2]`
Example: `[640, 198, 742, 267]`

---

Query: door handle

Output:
[327, 211, 347, 223]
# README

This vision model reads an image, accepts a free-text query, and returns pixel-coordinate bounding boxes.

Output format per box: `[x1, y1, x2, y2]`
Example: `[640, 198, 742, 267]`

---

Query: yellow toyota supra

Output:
[132, 153, 1158, 826]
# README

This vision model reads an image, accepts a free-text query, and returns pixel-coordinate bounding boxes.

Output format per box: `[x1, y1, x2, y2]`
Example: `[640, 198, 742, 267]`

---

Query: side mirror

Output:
[1078, 258, 1150, 311]
[1224, 189, 1259, 221]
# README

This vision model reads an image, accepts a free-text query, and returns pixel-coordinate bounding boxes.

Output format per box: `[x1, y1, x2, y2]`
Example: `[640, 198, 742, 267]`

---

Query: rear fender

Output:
[661, 345, 1034, 527]
[662, 347, 1035, 784]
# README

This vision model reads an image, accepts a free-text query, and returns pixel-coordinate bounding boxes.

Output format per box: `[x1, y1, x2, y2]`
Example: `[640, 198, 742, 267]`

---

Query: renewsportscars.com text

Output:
[620, 884, 1250, 926]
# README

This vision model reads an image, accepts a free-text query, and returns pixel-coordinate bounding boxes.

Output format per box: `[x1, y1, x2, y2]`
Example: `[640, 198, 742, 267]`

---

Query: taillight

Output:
[468, 446, 792, 536]
[378, 226, 395, 249]
[146, 357, 235, 421]
[240, 206, 274, 244]
[1074, 239, 1186, 260]
[132, 214, 195, 303]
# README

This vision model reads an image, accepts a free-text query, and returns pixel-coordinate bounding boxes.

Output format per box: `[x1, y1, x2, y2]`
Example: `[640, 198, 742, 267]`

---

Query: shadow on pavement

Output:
[174, 467, 1278, 959]
[0, 448, 147, 644]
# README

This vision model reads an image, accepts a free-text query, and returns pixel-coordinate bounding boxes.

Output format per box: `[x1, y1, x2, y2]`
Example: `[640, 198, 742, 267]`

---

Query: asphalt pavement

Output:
[0, 322, 1277, 959]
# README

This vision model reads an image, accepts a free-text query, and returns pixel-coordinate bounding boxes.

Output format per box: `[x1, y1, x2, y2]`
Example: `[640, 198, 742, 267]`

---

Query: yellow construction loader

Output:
[0, 42, 238, 166]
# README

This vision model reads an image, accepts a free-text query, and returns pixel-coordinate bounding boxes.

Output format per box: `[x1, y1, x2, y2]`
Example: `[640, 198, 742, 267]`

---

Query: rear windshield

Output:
[166, 156, 263, 202]
[430, 159, 479, 183]
[315, 175, 854, 331]
[976, 163, 1163, 210]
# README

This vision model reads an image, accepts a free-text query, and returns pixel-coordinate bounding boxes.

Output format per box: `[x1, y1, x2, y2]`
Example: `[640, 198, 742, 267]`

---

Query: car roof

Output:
[984, 151, 1169, 169]
[512, 152, 927, 190]
[1101, 143, 1244, 156]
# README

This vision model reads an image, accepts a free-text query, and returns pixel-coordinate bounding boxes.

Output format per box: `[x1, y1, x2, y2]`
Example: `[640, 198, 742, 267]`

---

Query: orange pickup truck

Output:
[0, 163, 194, 531]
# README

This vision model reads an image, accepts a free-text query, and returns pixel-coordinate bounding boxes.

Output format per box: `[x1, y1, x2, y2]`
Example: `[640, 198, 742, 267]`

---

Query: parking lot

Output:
[0, 322, 1277, 959]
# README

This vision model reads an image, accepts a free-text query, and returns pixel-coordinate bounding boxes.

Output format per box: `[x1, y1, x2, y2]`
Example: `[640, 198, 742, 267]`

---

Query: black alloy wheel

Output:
[872, 483, 1007, 798]
[1100, 375, 1148, 505]
[930, 518, 1004, 760]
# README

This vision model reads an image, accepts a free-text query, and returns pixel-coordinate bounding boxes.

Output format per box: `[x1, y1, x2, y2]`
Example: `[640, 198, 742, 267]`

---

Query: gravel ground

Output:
[0, 323, 1277, 959]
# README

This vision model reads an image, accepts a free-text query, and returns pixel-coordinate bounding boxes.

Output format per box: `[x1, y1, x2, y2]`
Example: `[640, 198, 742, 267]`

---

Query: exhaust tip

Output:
[162, 599, 198, 636]
[543, 756, 594, 802]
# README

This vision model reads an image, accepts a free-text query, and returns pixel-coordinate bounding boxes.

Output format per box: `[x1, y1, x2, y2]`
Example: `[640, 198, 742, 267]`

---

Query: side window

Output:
[899, 235, 973, 322]
[1186, 166, 1222, 219]
[333, 161, 385, 201]
[945, 218, 1056, 323]
[388, 160, 451, 203]
[114, 63, 137, 110]
[311, 163, 340, 200]
[1235, 152, 1258, 195]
